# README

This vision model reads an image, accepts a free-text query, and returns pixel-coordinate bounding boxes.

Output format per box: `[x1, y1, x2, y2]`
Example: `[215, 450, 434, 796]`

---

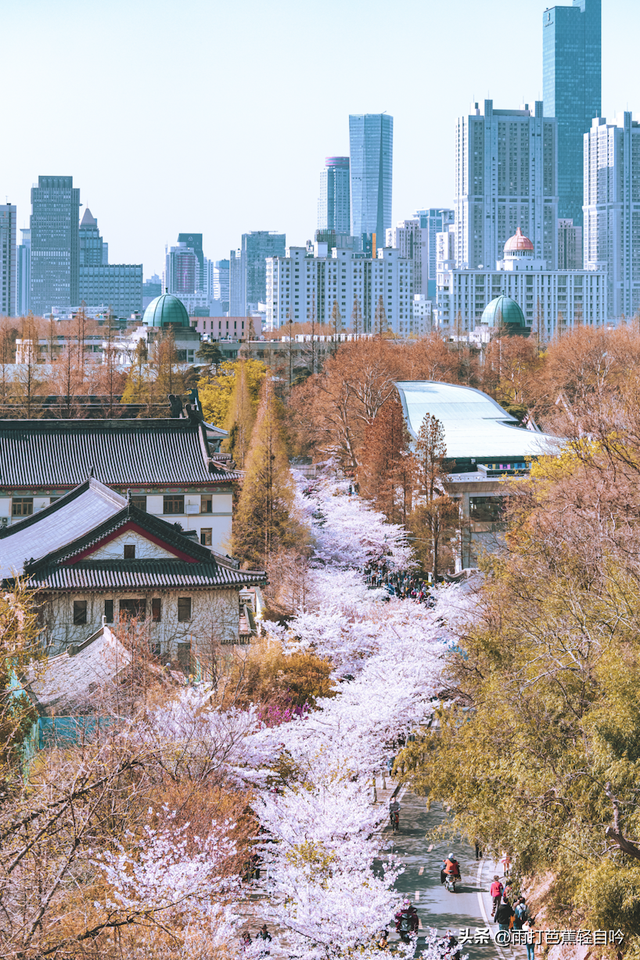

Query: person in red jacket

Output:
[490, 876, 504, 918]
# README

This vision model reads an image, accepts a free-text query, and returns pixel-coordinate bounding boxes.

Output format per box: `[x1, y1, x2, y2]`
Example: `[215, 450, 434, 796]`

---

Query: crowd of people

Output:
[364, 559, 433, 603]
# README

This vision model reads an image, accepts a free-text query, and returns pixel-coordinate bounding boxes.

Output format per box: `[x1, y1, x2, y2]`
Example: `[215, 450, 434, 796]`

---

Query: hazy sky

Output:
[3, 0, 638, 277]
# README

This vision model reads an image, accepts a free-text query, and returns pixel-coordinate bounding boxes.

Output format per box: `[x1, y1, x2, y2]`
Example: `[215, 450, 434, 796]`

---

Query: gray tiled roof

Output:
[0, 418, 239, 489]
[28, 560, 265, 590]
[0, 479, 127, 578]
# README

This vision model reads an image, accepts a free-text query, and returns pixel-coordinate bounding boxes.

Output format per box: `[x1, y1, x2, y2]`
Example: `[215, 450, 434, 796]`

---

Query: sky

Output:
[3, 0, 638, 277]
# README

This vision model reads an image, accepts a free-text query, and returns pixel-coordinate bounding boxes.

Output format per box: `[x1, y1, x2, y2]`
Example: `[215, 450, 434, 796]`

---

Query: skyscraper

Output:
[30, 176, 80, 315]
[584, 114, 640, 320]
[165, 243, 200, 295]
[79, 208, 108, 266]
[0, 204, 17, 317]
[318, 157, 350, 234]
[543, 0, 601, 226]
[349, 114, 393, 244]
[386, 219, 427, 295]
[455, 101, 558, 271]
[233, 231, 286, 315]
[414, 209, 455, 298]
[177, 233, 204, 289]
[17, 229, 30, 316]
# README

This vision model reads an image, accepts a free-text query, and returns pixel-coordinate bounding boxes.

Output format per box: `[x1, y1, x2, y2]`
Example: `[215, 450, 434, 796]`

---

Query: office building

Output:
[229, 232, 286, 316]
[558, 219, 583, 270]
[266, 245, 412, 335]
[79, 264, 143, 317]
[437, 227, 606, 336]
[17, 229, 30, 316]
[177, 233, 204, 288]
[165, 243, 199, 296]
[584, 113, 640, 320]
[455, 101, 558, 273]
[349, 114, 393, 244]
[0, 204, 17, 317]
[30, 176, 80, 315]
[543, 0, 601, 227]
[79, 208, 108, 266]
[415, 209, 455, 298]
[212, 260, 230, 311]
[318, 157, 350, 234]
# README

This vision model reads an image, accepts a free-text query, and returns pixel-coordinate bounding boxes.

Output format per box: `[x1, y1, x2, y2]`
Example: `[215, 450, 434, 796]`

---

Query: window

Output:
[201, 494, 213, 513]
[12, 497, 33, 517]
[119, 599, 146, 620]
[163, 494, 184, 514]
[73, 600, 87, 625]
[469, 496, 505, 523]
[200, 528, 212, 546]
[152, 598, 162, 622]
[104, 599, 114, 623]
[124, 544, 136, 559]
[130, 495, 146, 511]
[178, 597, 192, 622]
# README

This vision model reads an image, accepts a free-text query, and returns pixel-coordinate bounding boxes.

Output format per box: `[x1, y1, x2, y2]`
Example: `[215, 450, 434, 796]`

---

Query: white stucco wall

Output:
[89, 530, 177, 560]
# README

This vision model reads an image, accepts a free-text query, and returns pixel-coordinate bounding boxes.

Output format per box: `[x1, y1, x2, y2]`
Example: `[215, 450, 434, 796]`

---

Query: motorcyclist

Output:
[442, 854, 461, 887]
[394, 899, 419, 942]
[389, 798, 400, 829]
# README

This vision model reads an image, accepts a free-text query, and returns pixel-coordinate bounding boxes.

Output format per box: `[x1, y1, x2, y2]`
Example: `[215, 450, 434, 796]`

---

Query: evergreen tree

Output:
[232, 377, 297, 570]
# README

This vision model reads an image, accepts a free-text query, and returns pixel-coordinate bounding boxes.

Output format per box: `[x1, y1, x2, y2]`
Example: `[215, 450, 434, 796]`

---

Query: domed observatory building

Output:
[436, 227, 607, 339]
[141, 292, 201, 364]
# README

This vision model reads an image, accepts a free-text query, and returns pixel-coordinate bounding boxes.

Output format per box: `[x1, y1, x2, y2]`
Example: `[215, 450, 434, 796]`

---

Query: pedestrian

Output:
[500, 851, 512, 877]
[489, 875, 503, 917]
[494, 897, 514, 933]
[256, 924, 272, 956]
[377, 930, 389, 950]
[514, 897, 528, 930]
[241, 932, 252, 952]
[522, 917, 536, 960]
[474, 838, 482, 860]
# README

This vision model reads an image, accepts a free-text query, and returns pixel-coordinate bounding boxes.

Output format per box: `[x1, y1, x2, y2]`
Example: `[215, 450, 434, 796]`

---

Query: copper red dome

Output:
[504, 227, 534, 253]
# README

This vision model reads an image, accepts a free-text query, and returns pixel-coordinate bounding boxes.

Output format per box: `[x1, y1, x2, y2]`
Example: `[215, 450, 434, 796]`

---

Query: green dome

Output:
[143, 293, 190, 328]
[481, 295, 526, 328]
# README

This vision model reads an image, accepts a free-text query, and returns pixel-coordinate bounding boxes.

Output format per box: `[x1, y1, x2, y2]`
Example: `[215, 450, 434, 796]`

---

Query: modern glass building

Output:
[241, 231, 286, 313]
[318, 157, 350, 234]
[177, 233, 204, 289]
[79, 264, 143, 316]
[30, 176, 80, 315]
[349, 114, 393, 246]
[79, 208, 108, 266]
[0, 204, 17, 317]
[415, 209, 455, 298]
[17, 229, 30, 316]
[543, 0, 601, 227]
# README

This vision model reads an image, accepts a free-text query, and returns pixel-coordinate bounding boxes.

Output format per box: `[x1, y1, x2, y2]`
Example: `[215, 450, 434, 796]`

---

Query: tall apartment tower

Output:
[349, 114, 393, 244]
[0, 204, 17, 317]
[584, 114, 640, 320]
[240, 231, 286, 314]
[386, 219, 428, 295]
[165, 243, 200, 295]
[455, 101, 558, 271]
[414, 209, 455, 298]
[17, 229, 31, 316]
[558, 218, 583, 270]
[30, 176, 80, 315]
[178, 233, 204, 289]
[318, 157, 351, 234]
[543, 0, 601, 227]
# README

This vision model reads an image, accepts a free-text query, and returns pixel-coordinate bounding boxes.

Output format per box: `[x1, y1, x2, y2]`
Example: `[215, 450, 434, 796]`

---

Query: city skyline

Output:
[2, 0, 639, 278]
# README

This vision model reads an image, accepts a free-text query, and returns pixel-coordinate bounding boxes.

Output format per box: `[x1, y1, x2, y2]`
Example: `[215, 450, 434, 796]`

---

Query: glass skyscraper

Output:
[318, 157, 350, 234]
[543, 0, 601, 227]
[349, 114, 393, 245]
[30, 176, 80, 315]
[0, 204, 17, 317]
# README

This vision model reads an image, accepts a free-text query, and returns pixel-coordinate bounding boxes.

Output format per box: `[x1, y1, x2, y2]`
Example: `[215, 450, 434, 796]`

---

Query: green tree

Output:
[198, 358, 266, 427]
[196, 340, 224, 373]
[232, 377, 298, 570]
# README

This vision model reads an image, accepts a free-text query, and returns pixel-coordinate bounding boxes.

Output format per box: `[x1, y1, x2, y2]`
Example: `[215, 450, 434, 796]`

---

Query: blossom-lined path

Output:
[390, 793, 502, 960]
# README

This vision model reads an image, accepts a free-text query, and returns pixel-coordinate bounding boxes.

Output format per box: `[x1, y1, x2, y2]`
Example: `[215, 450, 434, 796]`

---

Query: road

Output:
[388, 791, 512, 960]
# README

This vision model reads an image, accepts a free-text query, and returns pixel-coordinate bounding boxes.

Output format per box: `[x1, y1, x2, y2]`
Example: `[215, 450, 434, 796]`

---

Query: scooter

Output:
[444, 871, 461, 893]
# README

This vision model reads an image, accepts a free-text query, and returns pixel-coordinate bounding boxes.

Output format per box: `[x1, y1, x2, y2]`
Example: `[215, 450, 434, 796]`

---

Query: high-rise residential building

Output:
[79, 208, 108, 266]
[177, 233, 204, 289]
[584, 114, 640, 320]
[266, 245, 413, 334]
[349, 114, 393, 245]
[212, 260, 230, 305]
[0, 204, 17, 317]
[558, 218, 583, 270]
[30, 176, 80, 315]
[386, 219, 426, 295]
[415, 209, 455, 298]
[436, 227, 606, 336]
[17, 229, 31, 316]
[231, 231, 286, 315]
[165, 243, 200, 296]
[318, 157, 351, 234]
[543, 0, 601, 227]
[455, 101, 558, 272]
